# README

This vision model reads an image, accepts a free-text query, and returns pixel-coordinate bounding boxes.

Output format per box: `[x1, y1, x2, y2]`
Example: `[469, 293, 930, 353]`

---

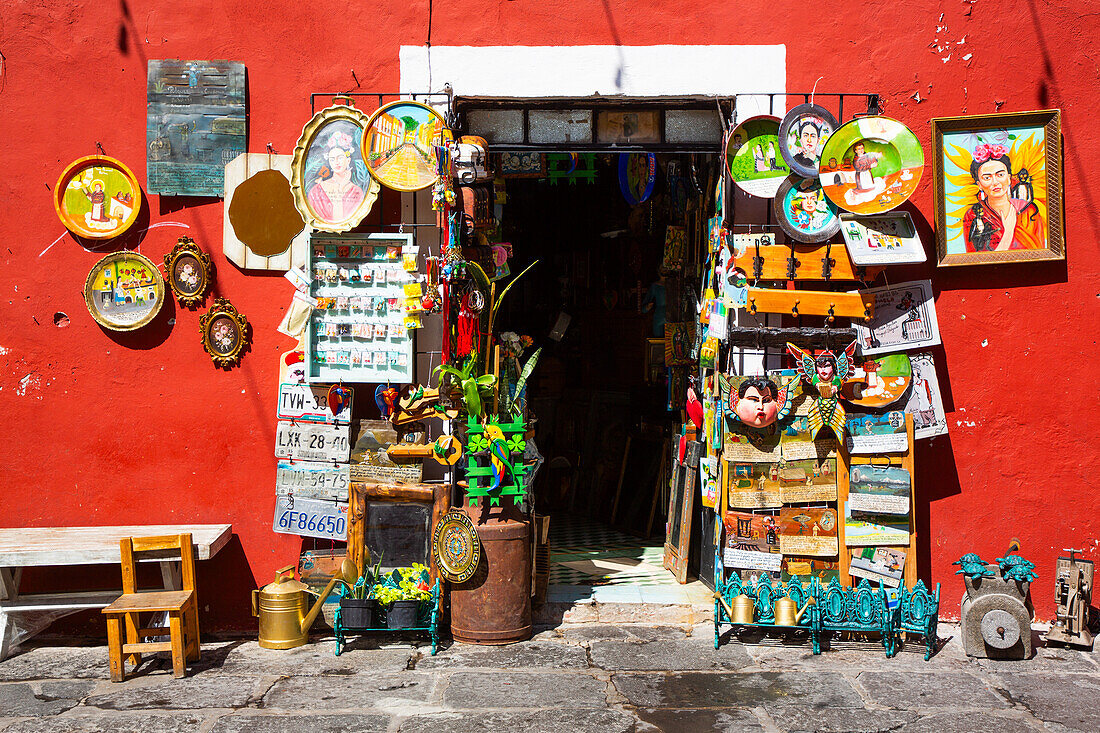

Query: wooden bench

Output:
[0, 524, 232, 660]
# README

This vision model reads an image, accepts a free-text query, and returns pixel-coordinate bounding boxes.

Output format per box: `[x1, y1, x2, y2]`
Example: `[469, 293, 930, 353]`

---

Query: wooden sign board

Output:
[276, 382, 353, 424]
[778, 507, 839, 557]
[273, 494, 348, 541]
[223, 153, 309, 271]
[275, 421, 351, 462]
[276, 460, 350, 502]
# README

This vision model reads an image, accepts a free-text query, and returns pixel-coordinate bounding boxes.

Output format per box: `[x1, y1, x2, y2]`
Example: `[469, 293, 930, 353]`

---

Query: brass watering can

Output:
[713, 592, 756, 624]
[252, 565, 341, 649]
[773, 595, 815, 626]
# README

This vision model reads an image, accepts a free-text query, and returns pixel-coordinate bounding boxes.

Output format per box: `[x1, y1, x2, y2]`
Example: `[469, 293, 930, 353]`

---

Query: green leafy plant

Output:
[370, 564, 432, 606]
[434, 355, 496, 418]
[467, 260, 539, 372]
[342, 551, 384, 600]
[505, 346, 542, 416]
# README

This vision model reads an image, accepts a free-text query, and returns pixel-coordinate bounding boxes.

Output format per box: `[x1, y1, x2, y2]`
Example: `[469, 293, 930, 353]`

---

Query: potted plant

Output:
[339, 552, 383, 628]
[372, 564, 433, 629]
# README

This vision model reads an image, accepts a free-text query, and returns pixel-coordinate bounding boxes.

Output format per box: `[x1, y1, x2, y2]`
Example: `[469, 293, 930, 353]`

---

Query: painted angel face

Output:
[815, 357, 836, 382]
[735, 385, 779, 428]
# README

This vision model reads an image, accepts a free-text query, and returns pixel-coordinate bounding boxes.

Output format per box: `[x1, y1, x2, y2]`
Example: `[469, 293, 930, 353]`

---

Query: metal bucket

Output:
[450, 505, 532, 644]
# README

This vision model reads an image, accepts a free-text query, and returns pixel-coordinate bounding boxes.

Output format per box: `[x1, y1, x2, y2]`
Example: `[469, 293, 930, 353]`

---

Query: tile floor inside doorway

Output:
[547, 513, 712, 606]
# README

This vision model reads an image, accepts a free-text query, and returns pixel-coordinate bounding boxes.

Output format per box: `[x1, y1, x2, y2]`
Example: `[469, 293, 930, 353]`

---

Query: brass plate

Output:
[83, 251, 164, 331]
[433, 510, 481, 584]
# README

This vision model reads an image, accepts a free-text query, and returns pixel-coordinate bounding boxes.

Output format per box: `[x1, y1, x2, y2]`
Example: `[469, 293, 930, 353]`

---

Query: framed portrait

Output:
[200, 298, 250, 367]
[361, 100, 446, 193]
[931, 109, 1063, 266]
[163, 236, 212, 307]
[83, 251, 164, 331]
[290, 104, 381, 233]
[55, 155, 142, 240]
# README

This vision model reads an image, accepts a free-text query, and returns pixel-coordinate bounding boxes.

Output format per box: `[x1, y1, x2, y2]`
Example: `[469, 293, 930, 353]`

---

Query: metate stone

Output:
[416, 640, 589, 670]
[398, 709, 636, 733]
[263, 672, 435, 710]
[0, 680, 94, 717]
[589, 637, 752, 671]
[612, 670, 863, 709]
[855, 670, 1007, 709]
[441, 671, 608, 709]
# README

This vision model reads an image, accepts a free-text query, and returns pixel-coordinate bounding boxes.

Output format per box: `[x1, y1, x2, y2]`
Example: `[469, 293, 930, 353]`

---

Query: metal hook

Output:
[827, 304, 836, 324]
[95, 142, 105, 155]
[791, 300, 800, 317]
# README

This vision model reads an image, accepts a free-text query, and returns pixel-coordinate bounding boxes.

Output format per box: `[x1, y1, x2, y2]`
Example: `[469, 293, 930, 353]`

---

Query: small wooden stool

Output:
[102, 534, 200, 681]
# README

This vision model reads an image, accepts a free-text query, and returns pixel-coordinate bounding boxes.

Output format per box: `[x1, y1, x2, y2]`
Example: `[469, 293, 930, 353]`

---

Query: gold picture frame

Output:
[82, 251, 165, 331]
[163, 236, 212, 307]
[931, 109, 1063, 266]
[290, 104, 381, 233]
[200, 297, 249, 367]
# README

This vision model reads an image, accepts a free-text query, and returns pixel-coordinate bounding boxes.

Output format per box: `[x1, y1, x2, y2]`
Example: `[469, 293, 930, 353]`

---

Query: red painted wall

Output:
[1, 2, 1097, 626]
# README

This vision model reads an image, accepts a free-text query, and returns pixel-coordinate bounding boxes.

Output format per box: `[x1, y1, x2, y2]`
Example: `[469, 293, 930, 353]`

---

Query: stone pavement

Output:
[1, 623, 1098, 732]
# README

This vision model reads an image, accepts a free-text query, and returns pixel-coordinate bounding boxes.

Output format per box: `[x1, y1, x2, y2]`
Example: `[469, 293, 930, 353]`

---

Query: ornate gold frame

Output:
[199, 297, 249, 367]
[163, 236, 212, 307]
[931, 109, 1063, 267]
[290, 104, 380, 233]
[82, 251, 164, 331]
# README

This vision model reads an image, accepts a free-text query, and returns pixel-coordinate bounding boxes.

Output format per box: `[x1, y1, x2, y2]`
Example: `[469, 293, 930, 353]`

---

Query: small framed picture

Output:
[200, 298, 250, 367]
[164, 237, 212, 307]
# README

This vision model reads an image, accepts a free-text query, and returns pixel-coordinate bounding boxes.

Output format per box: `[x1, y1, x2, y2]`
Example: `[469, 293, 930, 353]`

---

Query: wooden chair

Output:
[102, 534, 200, 681]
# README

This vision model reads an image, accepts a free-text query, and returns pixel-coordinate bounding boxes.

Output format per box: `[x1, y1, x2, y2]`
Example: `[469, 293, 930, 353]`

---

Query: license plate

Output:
[275, 422, 351, 462]
[275, 460, 350, 502]
[273, 495, 348, 540]
[276, 382, 353, 424]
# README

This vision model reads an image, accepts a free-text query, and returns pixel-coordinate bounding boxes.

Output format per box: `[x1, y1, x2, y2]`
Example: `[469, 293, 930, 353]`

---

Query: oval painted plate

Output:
[843, 353, 912, 408]
[618, 152, 656, 205]
[818, 116, 924, 214]
[361, 100, 446, 192]
[726, 115, 790, 198]
[778, 104, 840, 178]
[55, 156, 142, 240]
[433, 510, 481, 584]
[83, 251, 165, 331]
[773, 175, 841, 243]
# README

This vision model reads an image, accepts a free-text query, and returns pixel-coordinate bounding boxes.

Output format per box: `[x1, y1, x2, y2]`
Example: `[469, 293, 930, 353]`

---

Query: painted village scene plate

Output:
[726, 116, 790, 198]
[818, 116, 924, 215]
[362, 101, 446, 192]
[83, 251, 164, 330]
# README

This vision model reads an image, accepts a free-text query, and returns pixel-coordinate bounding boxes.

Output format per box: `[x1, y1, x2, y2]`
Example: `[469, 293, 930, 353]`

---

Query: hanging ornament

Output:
[327, 384, 352, 416]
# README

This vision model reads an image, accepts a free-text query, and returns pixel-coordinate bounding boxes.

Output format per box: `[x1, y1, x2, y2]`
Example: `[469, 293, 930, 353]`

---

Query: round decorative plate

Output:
[361, 100, 446, 192]
[818, 116, 924, 214]
[618, 153, 656, 205]
[778, 103, 840, 178]
[55, 155, 142, 239]
[842, 353, 912, 408]
[726, 115, 790, 198]
[83, 251, 164, 330]
[433, 510, 481, 584]
[773, 174, 841, 243]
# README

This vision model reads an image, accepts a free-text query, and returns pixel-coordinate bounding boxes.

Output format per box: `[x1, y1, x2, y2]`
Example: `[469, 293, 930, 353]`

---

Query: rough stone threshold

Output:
[535, 580, 715, 626]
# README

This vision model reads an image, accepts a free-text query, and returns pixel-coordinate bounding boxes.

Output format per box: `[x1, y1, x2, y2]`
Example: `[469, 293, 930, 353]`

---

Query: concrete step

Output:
[535, 582, 715, 626]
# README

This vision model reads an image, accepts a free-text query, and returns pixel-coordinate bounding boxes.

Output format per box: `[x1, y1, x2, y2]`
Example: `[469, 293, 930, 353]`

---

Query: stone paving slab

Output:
[633, 707, 765, 731]
[218, 640, 417, 676]
[0, 680, 95, 717]
[416, 640, 589, 670]
[855, 670, 1008, 709]
[1, 711, 209, 732]
[767, 706, 920, 732]
[560, 624, 689, 643]
[262, 672, 435, 710]
[976, 643, 1100, 674]
[441, 670, 608, 709]
[83, 674, 263, 711]
[210, 712, 390, 732]
[612, 670, 864, 709]
[992, 672, 1100, 731]
[0, 646, 110, 681]
[589, 637, 752, 671]
[398, 708, 637, 733]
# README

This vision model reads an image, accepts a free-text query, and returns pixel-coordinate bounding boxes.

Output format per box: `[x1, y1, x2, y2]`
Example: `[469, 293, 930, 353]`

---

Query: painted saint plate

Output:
[778, 104, 839, 178]
[726, 116, 790, 198]
[433, 510, 481, 584]
[618, 152, 657, 205]
[55, 156, 142, 240]
[843, 352, 912, 409]
[361, 100, 446, 192]
[818, 116, 924, 214]
[291, 105, 381, 233]
[773, 175, 841, 243]
[83, 251, 164, 330]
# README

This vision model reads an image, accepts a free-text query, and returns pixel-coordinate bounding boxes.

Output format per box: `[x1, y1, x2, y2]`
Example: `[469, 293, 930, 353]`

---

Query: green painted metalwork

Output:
[333, 580, 441, 656]
[463, 415, 530, 505]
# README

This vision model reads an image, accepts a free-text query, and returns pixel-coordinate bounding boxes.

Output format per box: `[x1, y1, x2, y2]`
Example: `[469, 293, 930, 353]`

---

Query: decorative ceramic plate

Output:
[291, 105, 381, 233]
[618, 152, 656, 205]
[361, 100, 446, 192]
[843, 353, 912, 409]
[726, 116, 790, 198]
[83, 251, 164, 330]
[55, 156, 142, 239]
[433, 510, 481, 584]
[778, 104, 840, 178]
[773, 175, 841, 243]
[818, 116, 924, 214]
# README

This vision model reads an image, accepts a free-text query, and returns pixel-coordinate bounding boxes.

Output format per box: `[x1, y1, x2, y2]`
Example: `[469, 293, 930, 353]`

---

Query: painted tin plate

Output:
[433, 510, 481, 584]
[818, 116, 924, 214]
[772, 175, 841, 243]
[83, 251, 164, 331]
[778, 103, 839, 178]
[842, 353, 912, 409]
[291, 105, 381, 233]
[618, 152, 657, 205]
[361, 100, 446, 192]
[55, 156, 142, 239]
[726, 116, 790, 198]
